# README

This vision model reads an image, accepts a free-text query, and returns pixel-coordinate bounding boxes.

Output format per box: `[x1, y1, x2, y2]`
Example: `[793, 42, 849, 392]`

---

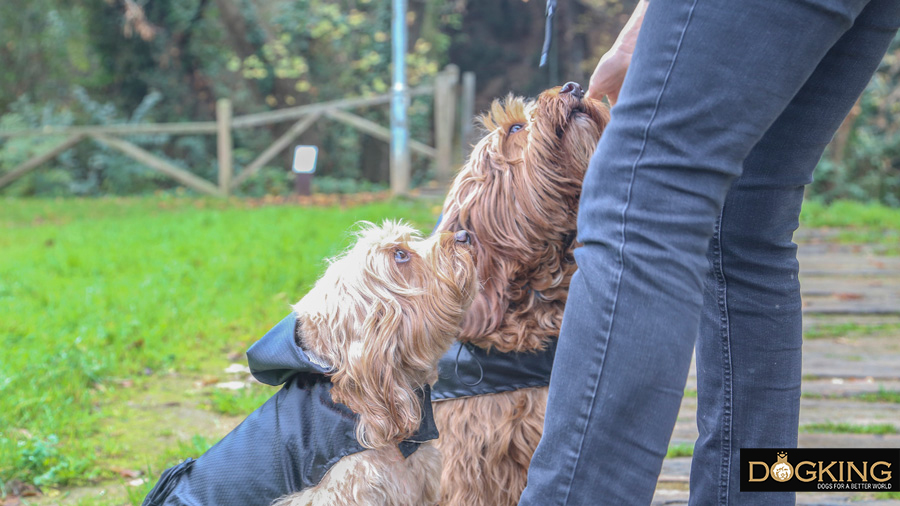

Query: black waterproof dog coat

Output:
[142, 313, 438, 506]
[431, 339, 557, 401]
[425, 216, 558, 401]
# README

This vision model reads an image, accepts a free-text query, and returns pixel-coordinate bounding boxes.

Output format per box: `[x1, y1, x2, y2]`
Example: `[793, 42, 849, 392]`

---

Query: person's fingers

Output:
[587, 51, 629, 104]
[606, 89, 620, 107]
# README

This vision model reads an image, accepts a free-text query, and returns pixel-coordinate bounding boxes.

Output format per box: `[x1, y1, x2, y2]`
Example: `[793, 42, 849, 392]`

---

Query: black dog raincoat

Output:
[142, 313, 438, 506]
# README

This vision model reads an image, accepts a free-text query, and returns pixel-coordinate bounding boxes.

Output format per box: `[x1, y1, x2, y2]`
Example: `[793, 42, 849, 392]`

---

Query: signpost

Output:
[292, 145, 318, 196]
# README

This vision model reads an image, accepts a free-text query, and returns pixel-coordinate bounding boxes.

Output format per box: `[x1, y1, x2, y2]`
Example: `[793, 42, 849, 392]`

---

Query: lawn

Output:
[0, 195, 442, 501]
[0, 196, 898, 504]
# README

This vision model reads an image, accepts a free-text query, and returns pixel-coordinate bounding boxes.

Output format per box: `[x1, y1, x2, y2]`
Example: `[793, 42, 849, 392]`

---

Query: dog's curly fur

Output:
[273, 221, 477, 506]
[433, 87, 608, 506]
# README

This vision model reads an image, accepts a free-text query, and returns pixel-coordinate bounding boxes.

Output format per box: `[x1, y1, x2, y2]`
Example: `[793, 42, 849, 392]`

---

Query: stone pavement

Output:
[652, 238, 900, 505]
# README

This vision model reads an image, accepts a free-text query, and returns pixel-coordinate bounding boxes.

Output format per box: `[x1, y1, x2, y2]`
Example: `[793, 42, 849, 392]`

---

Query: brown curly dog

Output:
[432, 84, 608, 506]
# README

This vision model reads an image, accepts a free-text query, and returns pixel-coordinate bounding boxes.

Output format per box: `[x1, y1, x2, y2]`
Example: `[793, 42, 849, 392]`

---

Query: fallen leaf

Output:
[4, 480, 40, 498]
[199, 376, 220, 386]
[835, 292, 864, 300]
[111, 467, 141, 478]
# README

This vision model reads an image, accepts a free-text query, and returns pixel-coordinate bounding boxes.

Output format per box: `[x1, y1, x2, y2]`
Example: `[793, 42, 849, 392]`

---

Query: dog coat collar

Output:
[431, 339, 558, 401]
[427, 215, 559, 402]
[247, 312, 439, 456]
[142, 314, 438, 506]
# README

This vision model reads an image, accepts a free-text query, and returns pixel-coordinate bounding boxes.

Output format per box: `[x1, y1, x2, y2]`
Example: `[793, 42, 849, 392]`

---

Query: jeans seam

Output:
[559, 0, 701, 503]
[711, 209, 734, 505]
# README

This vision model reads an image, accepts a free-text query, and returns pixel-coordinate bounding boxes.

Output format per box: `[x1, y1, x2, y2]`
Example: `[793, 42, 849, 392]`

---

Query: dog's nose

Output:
[454, 230, 471, 244]
[560, 82, 584, 99]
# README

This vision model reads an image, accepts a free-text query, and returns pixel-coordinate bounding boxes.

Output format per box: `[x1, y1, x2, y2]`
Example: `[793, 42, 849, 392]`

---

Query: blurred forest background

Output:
[1, 0, 899, 204]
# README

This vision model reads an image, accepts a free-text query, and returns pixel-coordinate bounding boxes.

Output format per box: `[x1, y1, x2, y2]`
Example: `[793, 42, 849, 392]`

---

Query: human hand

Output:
[586, 0, 648, 105]
[587, 49, 632, 105]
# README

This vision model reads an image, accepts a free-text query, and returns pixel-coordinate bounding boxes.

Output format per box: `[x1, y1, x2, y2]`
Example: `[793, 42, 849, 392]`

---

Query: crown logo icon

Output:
[771, 451, 793, 482]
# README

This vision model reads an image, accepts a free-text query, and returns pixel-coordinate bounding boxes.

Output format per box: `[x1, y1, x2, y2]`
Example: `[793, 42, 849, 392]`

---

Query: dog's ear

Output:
[329, 300, 422, 449]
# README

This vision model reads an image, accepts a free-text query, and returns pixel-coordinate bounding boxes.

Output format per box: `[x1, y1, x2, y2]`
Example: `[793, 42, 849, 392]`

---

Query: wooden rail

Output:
[0, 66, 476, 196]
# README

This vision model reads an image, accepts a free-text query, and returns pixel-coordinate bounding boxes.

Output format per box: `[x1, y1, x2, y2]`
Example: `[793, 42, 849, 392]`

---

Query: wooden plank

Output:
[91, 134, 222, 196]
[0, 86, 436, 138]
[324, 108, 436, 159]
[230, 112, 322, 189]
[434, 65, 459, 183]
[231, 86, 434, 129]
[0, 87, 436, 139]
[0, 122, 217, 138]
[0, 134, 85, 190]
[216, 99, 233, 194]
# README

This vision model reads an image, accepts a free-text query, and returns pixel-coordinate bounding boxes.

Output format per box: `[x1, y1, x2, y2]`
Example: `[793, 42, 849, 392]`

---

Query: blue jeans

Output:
[518, 0, 900, 505]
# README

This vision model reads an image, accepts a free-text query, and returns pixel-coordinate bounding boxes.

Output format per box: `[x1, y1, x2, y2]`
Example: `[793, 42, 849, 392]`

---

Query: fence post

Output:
[434, 64, 459, 184]
[459, 71, 476, 165]
[216, 99, 233, 196]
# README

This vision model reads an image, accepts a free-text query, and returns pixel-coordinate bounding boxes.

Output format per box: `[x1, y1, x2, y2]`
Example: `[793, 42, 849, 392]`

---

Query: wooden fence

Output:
[0, 65, 476, 196]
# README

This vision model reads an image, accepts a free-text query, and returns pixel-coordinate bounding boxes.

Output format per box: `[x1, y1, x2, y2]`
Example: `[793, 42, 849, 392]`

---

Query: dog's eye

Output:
[394, 249, 410, 263]
[508, 123, 524, 134]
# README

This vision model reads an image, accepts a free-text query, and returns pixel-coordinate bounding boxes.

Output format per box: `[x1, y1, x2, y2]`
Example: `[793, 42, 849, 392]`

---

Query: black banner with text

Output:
[740, 448, 899, 492]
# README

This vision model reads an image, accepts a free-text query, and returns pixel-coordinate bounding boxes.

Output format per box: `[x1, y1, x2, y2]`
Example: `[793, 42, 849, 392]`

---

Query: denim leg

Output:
[518, 0, 890, 504]
[691, 1, 900, 504]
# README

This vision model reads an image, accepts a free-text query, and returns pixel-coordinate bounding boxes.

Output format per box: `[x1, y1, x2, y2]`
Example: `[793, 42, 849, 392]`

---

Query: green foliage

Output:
[0, 196, 440, 488]
[313, 175, 388, 194]
[1, 0, 464, 196]
[2, 1, 900, 201]
[1, 434, 93, 488]
[0, 88, 208, 196]
[810, 32, 900, 206]
[237, 166, 295, 197]
[0, 2, 106, 111]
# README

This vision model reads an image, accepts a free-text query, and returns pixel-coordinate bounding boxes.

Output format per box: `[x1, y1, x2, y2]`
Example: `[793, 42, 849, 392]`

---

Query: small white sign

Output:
[292, 145, 318, 174]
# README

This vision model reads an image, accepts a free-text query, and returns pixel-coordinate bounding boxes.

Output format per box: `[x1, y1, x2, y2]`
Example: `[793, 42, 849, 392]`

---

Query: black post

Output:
[295, 172, 312, 196]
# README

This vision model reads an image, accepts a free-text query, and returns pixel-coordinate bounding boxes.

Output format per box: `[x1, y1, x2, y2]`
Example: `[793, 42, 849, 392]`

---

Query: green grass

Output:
[0, 195, 442, 492]
[803, 322, 900, 340]
[799, 200, 900, 251]
[0, 196, 894, 500]
[799, 422, 898, 435]
[666, 442, 694, 458]
[800, 200, 900, 229]
[802, 388, 900, 404]
[207, 385, 274, 416]
[854, 389, 900, 404]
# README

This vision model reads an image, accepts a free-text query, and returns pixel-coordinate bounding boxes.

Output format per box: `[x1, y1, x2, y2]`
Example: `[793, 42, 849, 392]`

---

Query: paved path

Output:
[653, 239, 900, 504]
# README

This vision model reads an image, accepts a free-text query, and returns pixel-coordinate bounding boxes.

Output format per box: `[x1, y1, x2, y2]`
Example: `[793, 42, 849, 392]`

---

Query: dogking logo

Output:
[770, 452, 793, 482]
[741, 448, 899, 492]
